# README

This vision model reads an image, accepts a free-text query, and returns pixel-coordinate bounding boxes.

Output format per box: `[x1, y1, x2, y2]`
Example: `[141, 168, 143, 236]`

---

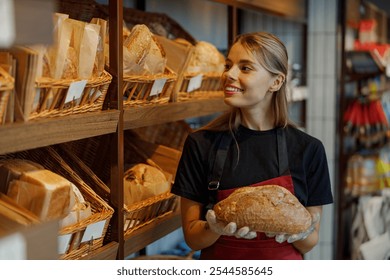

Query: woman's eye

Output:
[224, 64, 231, 71]
[241, 66, 252, 71]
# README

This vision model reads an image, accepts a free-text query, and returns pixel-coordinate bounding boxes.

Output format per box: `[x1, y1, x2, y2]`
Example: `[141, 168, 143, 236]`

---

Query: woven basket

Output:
[29, 70, 111, 120]
[61, 132, 181, 236]
[178, 72, 223, 101]
[131, 120, 192, 151]
[0, 67, 14, 124]
[0, 146, 114, 260]
[123, 68, 177, 107]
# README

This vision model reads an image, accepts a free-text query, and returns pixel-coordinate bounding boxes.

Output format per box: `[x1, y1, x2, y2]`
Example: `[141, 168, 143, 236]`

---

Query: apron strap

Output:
[276, 128, 289, 176]
[206, 132, 232, 212]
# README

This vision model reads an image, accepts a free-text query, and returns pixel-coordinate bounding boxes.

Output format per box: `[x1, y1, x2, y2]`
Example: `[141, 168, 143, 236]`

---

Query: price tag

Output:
[150, 78, 167, 97]
[65, 80, 87, 104]
[0, 232, 26, 259]
[187, 74, 203, 92]
[57, 234, 72, 254]
[90, 88, 102, 102]
[0, 0, 15, 48]
[81, 220, 106, 242]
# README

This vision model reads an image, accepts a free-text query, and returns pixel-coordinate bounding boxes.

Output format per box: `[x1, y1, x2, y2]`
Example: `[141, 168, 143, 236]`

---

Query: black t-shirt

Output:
[171, 125, 333, 207]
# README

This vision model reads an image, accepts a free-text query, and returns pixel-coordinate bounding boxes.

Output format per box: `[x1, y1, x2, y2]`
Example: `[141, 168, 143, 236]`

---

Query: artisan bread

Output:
[123, 24, 167, 75]
[187, 41, 225, 74]
[213, 185, 312, 234]
[123, 163, 170, 205]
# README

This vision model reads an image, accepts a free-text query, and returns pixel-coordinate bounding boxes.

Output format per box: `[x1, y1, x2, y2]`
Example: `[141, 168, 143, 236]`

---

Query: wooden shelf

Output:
[123, 97, 228, 130]
[0, 110, 120, 155]
[123, 210, 182, 257]
[79, 242, 119, 260]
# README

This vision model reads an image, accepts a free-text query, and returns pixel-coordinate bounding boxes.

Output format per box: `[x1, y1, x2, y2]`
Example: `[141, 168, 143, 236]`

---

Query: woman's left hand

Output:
[266, 212, 321, 243]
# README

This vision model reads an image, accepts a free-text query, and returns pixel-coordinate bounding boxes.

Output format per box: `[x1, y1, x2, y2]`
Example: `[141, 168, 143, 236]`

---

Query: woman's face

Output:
[221, 42, 277, 110]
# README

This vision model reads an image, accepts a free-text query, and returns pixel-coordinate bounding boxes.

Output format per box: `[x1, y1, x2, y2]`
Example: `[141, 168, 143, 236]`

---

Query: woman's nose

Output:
[224, 66, 238, 81]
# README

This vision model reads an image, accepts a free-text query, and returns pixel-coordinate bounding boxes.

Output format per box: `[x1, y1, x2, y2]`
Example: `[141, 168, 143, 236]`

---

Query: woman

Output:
[171, 32, 333, 260]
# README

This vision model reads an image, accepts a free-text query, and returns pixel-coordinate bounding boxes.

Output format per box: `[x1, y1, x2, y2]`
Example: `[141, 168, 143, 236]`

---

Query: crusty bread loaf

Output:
[213, 185, 312, 234]
[123, 163, 170, 205]
[187, 41, 225, 73]
[123, 24, 152, 67]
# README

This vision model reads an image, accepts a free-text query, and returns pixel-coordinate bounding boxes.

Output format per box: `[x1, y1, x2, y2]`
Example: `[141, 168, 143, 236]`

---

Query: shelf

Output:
[0, 110, 120, 155]
[123, 210, 182, 257]
[123, 97, 228, 130]
[79, 242, 119, 260]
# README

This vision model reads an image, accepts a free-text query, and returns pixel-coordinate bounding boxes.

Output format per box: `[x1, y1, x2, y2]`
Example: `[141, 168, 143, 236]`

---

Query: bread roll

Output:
[123, 163, 170, 205]
[213, 185, 312, 234]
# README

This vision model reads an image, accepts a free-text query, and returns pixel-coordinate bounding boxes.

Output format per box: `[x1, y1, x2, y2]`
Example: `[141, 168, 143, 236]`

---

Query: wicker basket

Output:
[122, 68, 177, 107]
[0, 67, 14, 124]
[29, 70, 112, 120]
[178, 72, 223, 101]
[61, 132, 181, 236]
[131, 120, 192, 151]
[0, 146, 114, 260]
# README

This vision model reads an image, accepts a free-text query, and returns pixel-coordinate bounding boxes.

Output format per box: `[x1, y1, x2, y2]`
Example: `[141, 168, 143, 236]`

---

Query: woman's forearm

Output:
[180, 197, 220, 251]
[182, 219, 220, 251]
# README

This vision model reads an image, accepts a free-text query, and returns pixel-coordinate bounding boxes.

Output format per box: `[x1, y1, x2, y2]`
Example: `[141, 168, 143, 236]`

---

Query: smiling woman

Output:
[171, 31, 333, 260]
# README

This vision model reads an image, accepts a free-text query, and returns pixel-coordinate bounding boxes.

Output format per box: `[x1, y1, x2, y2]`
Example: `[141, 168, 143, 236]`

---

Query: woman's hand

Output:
[206, 209, 257, 239]
[265, 212, 321, 243]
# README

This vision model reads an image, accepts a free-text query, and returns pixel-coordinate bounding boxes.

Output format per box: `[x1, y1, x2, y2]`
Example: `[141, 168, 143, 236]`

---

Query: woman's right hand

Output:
[206, 209, 257, 239]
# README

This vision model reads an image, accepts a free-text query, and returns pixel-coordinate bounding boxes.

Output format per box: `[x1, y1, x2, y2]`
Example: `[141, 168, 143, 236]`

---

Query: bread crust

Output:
[213, 185, 312, 234]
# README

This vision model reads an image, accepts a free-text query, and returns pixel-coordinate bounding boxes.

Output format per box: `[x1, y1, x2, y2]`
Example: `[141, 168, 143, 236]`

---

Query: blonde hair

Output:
[201, 32, 290, 133]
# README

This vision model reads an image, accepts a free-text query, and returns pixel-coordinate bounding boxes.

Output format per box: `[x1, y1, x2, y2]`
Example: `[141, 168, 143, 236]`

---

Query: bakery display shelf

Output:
[123, 209, 182, 257]
[123, 96, 228, 130]
[78, 242, 119, 260]
[0, 110, 120, 155]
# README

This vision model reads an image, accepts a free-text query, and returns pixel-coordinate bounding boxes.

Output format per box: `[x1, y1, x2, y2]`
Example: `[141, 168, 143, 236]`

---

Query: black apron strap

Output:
[206, 132, 232, 211]
[276, 128, 290, 176]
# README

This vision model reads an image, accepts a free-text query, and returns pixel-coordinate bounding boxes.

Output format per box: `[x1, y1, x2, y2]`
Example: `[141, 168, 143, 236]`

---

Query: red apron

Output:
[200, 128, 303, 260]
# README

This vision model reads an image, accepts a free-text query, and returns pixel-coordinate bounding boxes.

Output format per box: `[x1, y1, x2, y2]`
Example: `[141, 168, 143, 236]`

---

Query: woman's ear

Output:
[269, 74, 285, 92]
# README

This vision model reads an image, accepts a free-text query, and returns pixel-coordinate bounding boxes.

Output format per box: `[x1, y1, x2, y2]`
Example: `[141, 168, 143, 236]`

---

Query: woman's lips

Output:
[224, 85, 244, 96]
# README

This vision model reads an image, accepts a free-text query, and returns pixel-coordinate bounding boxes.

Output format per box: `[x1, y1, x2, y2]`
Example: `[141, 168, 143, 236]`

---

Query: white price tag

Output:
[57, 234, 72, 254]
[0, 232, 26, 259]
[187, 74, 203, 92]
[65, 80, 87, 104]
[0, 0, 15, 48]
[81, 220, 106, 242]
[150, 78, 167, 96]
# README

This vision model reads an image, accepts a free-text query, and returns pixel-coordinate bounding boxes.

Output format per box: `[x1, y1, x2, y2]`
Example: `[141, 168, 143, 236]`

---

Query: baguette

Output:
[213, 185, 312, 234]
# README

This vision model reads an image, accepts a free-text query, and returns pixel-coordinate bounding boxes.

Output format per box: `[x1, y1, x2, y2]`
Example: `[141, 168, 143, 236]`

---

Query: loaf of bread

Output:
[122, 24, 167, 75]
[123, 163, 170, 205]
[213, 185, 312, 234]
[7, 169, 73, 221]
[0, 159, 44, 194]
[186, 41, 225, 74]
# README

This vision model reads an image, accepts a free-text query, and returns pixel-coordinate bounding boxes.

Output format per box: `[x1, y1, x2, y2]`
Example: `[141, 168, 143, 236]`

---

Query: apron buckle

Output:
[208, 181, 220, 190]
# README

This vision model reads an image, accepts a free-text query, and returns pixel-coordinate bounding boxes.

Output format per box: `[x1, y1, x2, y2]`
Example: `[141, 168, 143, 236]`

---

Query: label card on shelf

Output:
[187, 74, 203, 92]
[58, 234, 72, 255]
[81, 220, 106, 242]
[65, 80, 87, 104]
[0, 232, 26, 260]
[150, 78, 167, 97]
